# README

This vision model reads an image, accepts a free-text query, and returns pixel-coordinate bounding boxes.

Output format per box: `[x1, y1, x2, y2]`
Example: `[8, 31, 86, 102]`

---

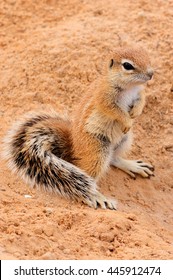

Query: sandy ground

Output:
[0, 0, 173, 260]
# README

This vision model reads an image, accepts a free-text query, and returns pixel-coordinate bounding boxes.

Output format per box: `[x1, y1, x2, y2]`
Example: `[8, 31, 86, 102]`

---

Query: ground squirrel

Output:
[3, 46, 154, 210]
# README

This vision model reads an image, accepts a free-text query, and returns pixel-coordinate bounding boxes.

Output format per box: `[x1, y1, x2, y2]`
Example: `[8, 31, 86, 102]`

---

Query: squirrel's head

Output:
[108, 46, 153, 88]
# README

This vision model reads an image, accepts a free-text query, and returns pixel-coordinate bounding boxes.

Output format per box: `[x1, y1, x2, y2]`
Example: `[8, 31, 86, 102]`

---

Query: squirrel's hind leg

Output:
[111, 132, 154, 179]
[111, 157, 154, 179]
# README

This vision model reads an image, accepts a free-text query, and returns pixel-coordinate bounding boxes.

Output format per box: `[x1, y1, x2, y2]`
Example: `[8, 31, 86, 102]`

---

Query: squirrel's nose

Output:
[147, 69, 154, 80]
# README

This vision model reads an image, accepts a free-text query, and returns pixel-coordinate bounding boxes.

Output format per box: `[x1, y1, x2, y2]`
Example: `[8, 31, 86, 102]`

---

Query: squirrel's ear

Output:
[109, 59, 114, 68]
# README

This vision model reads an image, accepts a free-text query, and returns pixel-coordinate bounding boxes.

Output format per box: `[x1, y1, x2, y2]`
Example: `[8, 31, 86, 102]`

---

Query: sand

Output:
[0, 0, 173, 260]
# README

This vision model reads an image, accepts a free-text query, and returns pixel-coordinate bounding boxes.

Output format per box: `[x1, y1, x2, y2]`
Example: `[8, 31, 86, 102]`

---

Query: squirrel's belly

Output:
[85, 111, 123, 144]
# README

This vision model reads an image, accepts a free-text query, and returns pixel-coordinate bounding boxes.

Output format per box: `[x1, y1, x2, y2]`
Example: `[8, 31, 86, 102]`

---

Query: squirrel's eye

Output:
[122, 62, 135, 71]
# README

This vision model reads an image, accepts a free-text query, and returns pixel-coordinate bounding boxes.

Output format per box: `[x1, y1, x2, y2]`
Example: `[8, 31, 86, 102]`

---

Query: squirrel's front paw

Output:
[122, 119, 133, 134]
[129, 104, 143, 119]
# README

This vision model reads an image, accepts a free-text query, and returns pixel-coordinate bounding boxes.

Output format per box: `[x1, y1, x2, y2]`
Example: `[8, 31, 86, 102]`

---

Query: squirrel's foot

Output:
[83, 191, 117, 210]
[111, 157, 154, 179]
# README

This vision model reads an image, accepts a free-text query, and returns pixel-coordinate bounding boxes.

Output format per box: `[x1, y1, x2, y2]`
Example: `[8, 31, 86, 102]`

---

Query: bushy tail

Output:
[3, 113, 116, 210]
